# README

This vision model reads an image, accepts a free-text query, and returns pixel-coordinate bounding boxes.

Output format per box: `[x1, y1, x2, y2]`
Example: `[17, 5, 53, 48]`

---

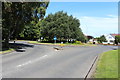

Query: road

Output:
[2, 41, 116, 78]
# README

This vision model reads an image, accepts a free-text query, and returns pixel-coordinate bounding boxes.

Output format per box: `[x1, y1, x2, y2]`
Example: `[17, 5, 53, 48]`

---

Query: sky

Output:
[45, 2, 118, 37]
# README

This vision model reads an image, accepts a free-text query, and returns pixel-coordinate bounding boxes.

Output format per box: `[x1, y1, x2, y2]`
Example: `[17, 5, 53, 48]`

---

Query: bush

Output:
[88, 42, 93, 44]
[115, 35, 120, 45]
[74, 41, 83, 44]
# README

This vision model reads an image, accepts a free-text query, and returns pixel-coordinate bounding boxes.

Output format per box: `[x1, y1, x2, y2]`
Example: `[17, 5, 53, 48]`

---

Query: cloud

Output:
[78, 15, 118, 37]
[107, 15, 117, 17]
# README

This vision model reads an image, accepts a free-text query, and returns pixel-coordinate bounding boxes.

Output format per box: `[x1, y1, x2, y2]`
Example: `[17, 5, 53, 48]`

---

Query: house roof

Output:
[86, 35, 94, 38]
[110, 34, 120, 38]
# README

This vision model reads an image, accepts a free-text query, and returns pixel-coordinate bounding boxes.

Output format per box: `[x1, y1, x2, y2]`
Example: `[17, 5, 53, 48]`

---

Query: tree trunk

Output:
[4, 37, 9, 50]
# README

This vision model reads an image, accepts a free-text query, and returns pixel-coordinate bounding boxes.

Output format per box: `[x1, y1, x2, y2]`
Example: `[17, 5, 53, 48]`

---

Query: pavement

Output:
[2, 41, 117, 78]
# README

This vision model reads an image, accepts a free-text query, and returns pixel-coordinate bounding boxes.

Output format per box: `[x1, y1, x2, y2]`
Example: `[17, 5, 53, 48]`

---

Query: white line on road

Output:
[17, 61, 32, 67]
[16, 55, 48, 68]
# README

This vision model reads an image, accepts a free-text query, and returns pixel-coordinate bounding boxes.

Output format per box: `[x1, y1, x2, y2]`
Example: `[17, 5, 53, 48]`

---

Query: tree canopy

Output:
[2, 2, 49, 48]
[18, 21, 41, 40]
[40, 11, 86, 42]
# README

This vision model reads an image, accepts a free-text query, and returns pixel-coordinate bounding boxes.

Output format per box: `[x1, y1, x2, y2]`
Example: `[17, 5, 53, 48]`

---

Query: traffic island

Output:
[28, 41, 96, 47]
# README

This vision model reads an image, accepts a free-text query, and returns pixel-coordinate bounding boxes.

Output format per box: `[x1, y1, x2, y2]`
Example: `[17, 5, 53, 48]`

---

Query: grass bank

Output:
[0, 49, 14, 54]
[28, 41, 96, 46]
[93, 49, 119, 78]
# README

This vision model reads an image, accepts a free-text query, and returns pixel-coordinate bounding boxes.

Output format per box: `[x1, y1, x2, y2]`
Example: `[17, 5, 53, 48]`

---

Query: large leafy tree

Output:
[18, 21, 41, 40]
[41, 11, 86, 42]
[2, 2, 49, 48]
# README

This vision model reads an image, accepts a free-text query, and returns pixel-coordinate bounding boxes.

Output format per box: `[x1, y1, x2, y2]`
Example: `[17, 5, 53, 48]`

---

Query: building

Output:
[103, 34, 120, 44]
[88, 38, 98, 44]
[85, 35, 98, 44]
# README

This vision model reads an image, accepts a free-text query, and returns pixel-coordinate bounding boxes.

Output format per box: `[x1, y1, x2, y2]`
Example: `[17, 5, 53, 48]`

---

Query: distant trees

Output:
[97, 35, 107, 43]
[2, 2, 49, 48]
[115, 35, 120, 45]
[40, 11, 87, 42]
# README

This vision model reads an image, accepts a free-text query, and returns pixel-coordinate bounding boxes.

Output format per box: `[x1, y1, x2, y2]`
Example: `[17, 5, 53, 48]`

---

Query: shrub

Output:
[115, 35, 120, 45]
[74, 41, 83, 44]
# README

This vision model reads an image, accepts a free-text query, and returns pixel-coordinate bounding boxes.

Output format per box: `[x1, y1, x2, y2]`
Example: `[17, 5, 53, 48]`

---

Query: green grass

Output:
[28, 41, 57, 44]
[94, 49, 119, 78]
[28, 41, 96, 46]
[0, 49, 14, 54]
[30, 41, 52, 44]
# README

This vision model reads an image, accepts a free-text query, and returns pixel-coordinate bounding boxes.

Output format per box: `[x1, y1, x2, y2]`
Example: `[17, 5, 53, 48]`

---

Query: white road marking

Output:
[17, 61, 32, 68]
[16, 55, 48, 68]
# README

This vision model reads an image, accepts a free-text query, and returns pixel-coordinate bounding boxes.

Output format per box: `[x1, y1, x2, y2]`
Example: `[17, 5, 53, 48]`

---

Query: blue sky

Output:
[45, 2, 118, 37]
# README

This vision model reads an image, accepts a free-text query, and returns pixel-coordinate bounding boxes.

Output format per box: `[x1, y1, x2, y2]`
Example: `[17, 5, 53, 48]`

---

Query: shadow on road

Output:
[10, 43, 34, 47]
[9, 43, 34, 52]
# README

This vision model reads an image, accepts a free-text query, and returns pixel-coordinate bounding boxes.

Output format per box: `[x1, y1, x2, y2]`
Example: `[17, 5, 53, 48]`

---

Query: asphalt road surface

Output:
[2, 41, 117, 78]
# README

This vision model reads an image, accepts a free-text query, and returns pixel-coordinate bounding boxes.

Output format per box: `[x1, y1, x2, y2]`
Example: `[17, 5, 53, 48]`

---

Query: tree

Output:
[115, 35, 120, 45]
[18, 21, 41, 40]
[40, 11, 86, 42]
[97, 35, 107, 43]
[2, 2, 49, 48]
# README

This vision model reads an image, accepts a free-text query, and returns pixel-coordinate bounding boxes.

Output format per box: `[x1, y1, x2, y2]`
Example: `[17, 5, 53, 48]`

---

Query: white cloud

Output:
[79, 15, 118, 37]
[107, 15, 117, 17]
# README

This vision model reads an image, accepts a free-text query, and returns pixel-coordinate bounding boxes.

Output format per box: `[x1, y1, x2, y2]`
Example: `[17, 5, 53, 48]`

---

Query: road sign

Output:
[54, 36, 57, 44]
[54, 36, 57, 40]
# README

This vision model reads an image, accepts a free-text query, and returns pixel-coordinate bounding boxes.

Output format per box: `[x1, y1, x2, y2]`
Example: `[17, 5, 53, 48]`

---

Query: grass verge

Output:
[28, 41, 53, 44]
[0, 49, 14, 54]
[93, 49, 119, 78]
[28, 41, 96, 46]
